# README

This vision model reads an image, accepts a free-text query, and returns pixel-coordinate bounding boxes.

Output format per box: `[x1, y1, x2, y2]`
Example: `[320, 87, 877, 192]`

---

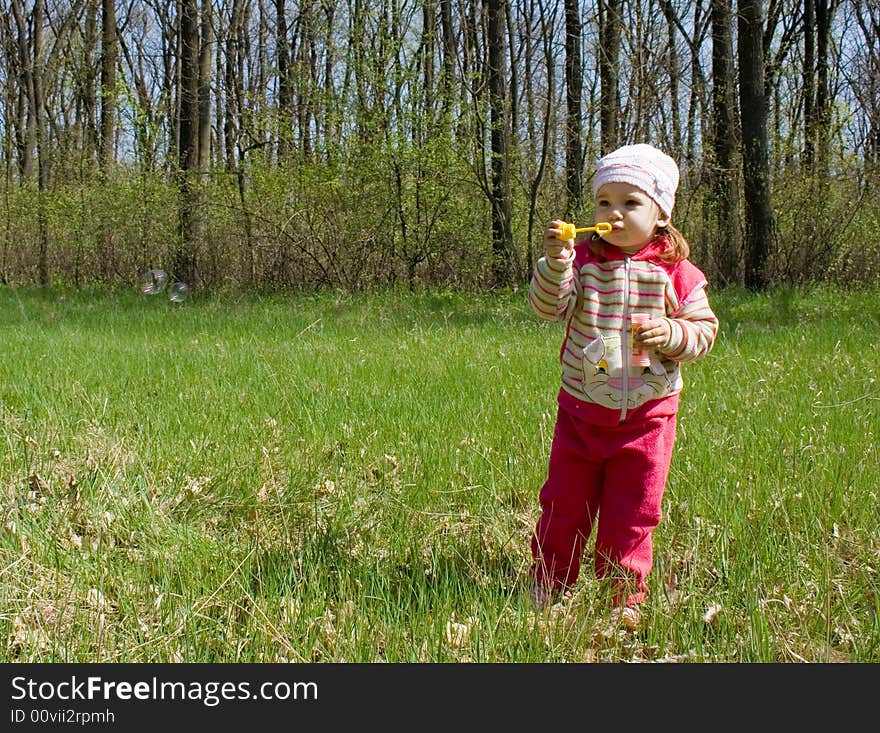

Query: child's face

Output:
[594, 182, 668, 253]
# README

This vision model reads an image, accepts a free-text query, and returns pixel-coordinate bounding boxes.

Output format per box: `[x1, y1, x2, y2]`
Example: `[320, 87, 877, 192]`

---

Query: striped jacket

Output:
[529, 236, 718, 424]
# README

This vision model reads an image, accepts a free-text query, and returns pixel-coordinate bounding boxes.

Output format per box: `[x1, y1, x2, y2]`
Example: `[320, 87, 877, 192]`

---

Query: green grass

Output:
[1, 284, 878, 662]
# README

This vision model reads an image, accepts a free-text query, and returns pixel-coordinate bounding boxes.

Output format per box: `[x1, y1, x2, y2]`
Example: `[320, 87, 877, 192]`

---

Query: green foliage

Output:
[769, 168, 880, 285]
[0, 174, 178, 287]
[1, 286, 877, 662]
[3, 156, 878, 291]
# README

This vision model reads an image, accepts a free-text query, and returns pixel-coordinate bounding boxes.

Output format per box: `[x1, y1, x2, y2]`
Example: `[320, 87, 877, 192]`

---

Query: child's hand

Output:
[543, 220, 574, 260]
[634, 318, 672, 349]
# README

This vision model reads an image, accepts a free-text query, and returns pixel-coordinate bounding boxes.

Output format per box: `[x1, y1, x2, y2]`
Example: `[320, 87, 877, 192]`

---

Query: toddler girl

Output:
[527, 143, 719, 622]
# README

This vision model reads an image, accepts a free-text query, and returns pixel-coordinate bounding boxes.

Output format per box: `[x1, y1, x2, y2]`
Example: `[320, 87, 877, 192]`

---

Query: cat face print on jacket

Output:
[581, 334, 673, 410]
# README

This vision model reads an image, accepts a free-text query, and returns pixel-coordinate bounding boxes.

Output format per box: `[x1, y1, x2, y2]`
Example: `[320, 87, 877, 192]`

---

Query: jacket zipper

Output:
[620, 256, 631, 422]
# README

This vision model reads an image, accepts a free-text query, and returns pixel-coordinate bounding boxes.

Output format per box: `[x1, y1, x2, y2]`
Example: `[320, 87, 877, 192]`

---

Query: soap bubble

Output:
[140, 269, 168, 295]
[169, 281, 190, 303]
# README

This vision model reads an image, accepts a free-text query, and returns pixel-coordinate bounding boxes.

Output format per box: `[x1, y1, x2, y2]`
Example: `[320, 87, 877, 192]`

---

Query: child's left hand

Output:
[634, 318, 671, 350]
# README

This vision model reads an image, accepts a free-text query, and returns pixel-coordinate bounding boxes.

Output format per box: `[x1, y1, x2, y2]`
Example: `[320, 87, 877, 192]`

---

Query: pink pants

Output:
[531, 406, 677, 606]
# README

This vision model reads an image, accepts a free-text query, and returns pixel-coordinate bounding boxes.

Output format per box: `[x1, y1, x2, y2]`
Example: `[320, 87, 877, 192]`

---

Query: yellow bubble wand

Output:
[554, 221, 612, 240]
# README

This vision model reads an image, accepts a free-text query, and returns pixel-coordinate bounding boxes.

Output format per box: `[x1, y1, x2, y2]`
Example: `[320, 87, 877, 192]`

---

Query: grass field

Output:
[0, 284, 878, 662]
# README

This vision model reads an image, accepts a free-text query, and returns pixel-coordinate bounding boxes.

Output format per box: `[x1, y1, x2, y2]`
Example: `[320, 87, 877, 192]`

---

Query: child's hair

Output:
[588, 222, 690, 263]
[657, 222, 690, 262]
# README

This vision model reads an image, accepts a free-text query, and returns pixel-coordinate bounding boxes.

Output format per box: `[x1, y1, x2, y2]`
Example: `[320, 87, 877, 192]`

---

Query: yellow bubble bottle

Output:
[555, 221, 612, 241]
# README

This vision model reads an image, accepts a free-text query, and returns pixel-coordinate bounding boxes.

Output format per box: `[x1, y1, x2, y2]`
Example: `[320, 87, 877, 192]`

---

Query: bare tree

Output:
[803, 0, 816, 168]
[175, 0, 201, 284]
[438, 0, 456, 125]
[179, 0, 200, 177]
[597, 0, 621, 154]
[100, 0, 117, 172]
[762, 0, 801, 171]
[523, 0, 558, 279]
[563, 0, 582, 215]
[709, 0, 739, 285]
[487, 0, 514, 287]
[814, 0, 837, 175]
[738, 0, 775, 289]
[11, 0, 35, 180]
[28, 0, 48, 283]
[295, 0, 316, 158]
[420, 0, 436, 130]
[275, 0, 292, 159]
[198, 1, 213, 172]
[660, 0, 682, 158]
[225, 0, 245, 173]
[851, 1, 880, 175]
[81, 0, 98, 164]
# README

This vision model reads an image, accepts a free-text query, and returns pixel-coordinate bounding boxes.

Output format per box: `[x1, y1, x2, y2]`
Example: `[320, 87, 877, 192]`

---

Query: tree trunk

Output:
[99, 0, 118, 282]
[321, 1, 337, 165]
[421, 0, 435, 128]
[297, 1, 315, 159]
[737, 0, 774, 290]
[709, 0, 739, 285]
[32, 0, 48, 285]
[159, 1, 178, 166]
[439, 0, 456, 125]
[504, 1, 517, 140]
[660, 0, 682, 159]
[803, 0, 815, 169]
[525, 0, 556, 281]
[275, 0, 292, 159]
[198, 1, 213, 172]
[351, 0, 369, 141]
[11, 0, 35, 180]
[597, 0, 621, 154]
[684, 1, 706, 171]
[175, 0, 201, 285]
[853, 2, 880, 176]
[225, 0, 243, 173]
[487, 0, 513, 288]
[815, 0, 833, 176]
[81, 0, 98, 162]
[100, 0, 117, 172]
[564, 0, 583, 216]
[178, 0, 200, 169]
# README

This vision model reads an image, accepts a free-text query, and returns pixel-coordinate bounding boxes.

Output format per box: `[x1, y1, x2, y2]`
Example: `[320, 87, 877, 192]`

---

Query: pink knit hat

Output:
[591, 143, 679, 218]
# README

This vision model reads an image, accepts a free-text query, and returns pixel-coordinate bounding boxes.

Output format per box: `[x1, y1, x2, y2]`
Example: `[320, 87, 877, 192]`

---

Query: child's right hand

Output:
[544, 220, 574, 260]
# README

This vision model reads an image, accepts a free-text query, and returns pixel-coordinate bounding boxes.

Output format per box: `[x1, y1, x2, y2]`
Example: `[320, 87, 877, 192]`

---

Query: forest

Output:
[1, 0, 878, 292]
